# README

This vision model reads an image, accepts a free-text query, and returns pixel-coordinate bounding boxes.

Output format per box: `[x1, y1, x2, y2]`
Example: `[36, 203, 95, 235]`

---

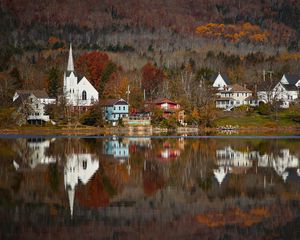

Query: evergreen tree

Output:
[47, 67, 60, 98]
[99, 62, 117, 98]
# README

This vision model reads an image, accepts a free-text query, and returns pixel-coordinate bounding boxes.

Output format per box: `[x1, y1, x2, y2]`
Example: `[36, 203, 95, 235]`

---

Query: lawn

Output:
[215, 108, 300, 128]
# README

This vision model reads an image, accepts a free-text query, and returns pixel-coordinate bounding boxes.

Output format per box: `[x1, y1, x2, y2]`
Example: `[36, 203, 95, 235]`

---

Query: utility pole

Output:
[126, 85, 130, 105]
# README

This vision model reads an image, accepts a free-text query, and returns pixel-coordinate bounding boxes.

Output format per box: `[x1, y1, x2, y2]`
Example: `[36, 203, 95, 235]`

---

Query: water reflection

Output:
[64, 152, 99, 218]
[2, 137, 300, 239]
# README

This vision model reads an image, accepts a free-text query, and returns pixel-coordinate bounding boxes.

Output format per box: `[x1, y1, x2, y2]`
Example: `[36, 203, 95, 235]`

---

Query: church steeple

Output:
[67, 43, 74, 71]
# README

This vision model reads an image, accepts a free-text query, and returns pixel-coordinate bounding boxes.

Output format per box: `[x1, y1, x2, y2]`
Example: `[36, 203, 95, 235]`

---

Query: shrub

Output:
[80, 104, 103, 127]
[257, 102, 271, 115]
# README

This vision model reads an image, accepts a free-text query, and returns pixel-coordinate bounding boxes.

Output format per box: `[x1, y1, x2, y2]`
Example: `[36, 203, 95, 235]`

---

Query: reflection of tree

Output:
[143, 161, 164, 196]
[76, 171, 111, 208]
[48, 162, 59, 192]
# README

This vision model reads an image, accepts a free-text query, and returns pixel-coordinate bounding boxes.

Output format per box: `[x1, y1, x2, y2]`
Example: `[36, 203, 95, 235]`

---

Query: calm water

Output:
[1, 136, 300, 240]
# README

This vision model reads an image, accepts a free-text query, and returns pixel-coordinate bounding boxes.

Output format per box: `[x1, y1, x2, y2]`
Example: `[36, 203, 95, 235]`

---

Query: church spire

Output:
[67, 43, 74, 71]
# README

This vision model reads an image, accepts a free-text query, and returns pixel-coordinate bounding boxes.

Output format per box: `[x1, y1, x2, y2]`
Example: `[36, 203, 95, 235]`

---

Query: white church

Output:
[63, 44, 99, 107]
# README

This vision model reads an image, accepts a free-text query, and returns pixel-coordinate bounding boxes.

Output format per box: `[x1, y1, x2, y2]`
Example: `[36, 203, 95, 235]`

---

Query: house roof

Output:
[152, 98, 178, 105]
[283, 74, 300, 85]
[216, 97, 235, 101]
[13, 93, 32, 106]
[230, 84, 252, 92]
[211, 73, 231, 85]
[220, 84, 251, 93]
[16, 90, 49, 99]
[100, 98, 128, 106]
[282, 84, 298, 91]
[257, 80, 278, 91]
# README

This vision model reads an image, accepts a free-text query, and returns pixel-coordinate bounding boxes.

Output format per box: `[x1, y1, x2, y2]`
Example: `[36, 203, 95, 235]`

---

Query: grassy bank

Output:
[215, 107, 300, 129]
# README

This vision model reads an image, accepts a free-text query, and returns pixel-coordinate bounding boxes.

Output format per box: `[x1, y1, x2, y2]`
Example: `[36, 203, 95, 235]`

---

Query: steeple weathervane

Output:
[67, 43, 74, 71]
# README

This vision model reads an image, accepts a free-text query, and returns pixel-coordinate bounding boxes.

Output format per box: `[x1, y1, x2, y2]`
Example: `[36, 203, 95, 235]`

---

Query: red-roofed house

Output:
[145, 98, 185, 125]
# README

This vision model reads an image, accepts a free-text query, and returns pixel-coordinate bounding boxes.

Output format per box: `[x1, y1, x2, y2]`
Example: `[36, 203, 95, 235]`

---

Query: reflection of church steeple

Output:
[67, 189, 75, 218]
[64, 153, 99, 218]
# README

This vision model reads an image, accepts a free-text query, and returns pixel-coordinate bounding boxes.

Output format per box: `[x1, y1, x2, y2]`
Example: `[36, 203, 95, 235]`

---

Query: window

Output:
[119, 106, 121, 110]
[113, 106, 116, 110]
[36, 104, 39, 108]
[91, 96, 94, 103]
[82, 90, 87, 100]
[82, 160, 87, 170]
[123, 106, 126, 110]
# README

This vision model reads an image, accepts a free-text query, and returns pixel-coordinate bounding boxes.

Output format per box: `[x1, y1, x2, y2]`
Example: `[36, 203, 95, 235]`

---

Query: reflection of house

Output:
[216, 84, 255, 110]
[27, 138, 56, 168]
[214, 166, 230, 185]
[103, 138, 129, 161]
[128, 137, 151, 147]
[157, 141, 181, 161]
[216, 146, 254, 169]
[64, 153, 99, 217]
[258, 149, 299, 181]
[13, 90, 55, 124]
[100, 98, 129, 126]
[214, 146, 254, 185]
[63, 44, 99, 107]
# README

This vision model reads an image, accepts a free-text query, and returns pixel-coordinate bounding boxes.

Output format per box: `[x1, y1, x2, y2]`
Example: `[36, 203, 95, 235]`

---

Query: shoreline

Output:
[0, 125, 300, 136]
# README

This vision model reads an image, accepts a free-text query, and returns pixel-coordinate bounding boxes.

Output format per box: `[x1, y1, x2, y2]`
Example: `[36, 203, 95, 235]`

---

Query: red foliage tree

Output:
[75, 51, 110, 89]
[141, 63, 165, 98]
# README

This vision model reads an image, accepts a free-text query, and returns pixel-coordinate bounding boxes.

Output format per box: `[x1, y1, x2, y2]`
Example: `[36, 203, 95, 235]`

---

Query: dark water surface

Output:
[1, 136, 300, 240]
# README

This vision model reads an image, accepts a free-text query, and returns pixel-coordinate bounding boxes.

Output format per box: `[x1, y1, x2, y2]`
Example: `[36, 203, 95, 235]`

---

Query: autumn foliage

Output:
[76, 171, 110, 208]
[141, 63, 165, 98]
[196, 22, 269, 43]
[75, 51, 110, 89]
[196, 207, 270, 227]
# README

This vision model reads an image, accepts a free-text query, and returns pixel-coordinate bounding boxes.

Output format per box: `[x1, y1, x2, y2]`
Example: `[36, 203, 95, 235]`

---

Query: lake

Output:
[1, 135, 300, 240]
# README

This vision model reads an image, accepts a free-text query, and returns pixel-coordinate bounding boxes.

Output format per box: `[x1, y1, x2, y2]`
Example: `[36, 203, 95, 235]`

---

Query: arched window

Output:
[82, 160, 87, 170]
[82, 90, 87, 100]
